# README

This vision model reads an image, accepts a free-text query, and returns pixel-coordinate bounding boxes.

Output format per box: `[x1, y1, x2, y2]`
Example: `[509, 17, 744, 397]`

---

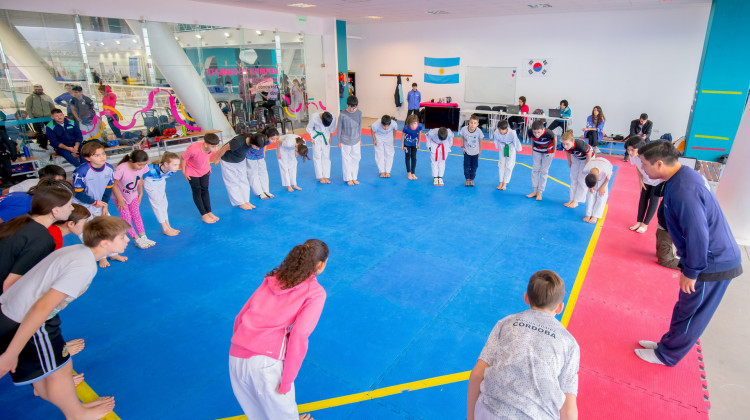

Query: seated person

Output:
[625, 113, 652, 161]
[45, 109, 83, 167]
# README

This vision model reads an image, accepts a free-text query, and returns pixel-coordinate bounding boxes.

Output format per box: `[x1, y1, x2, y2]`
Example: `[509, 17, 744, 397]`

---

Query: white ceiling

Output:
[192, 0, 710, 24]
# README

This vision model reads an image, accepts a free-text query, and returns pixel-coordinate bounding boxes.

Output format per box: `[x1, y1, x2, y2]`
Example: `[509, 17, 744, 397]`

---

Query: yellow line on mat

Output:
[217, 207, 608, 419]
[694, 134, 729, 140]
[701, 90, 743, 95]
[73, 370, 121, 420]
[560, 205, 608, 328]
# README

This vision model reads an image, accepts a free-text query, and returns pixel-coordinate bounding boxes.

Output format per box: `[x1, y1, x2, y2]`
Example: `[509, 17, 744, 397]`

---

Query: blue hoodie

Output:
[663, 166, 742, 280]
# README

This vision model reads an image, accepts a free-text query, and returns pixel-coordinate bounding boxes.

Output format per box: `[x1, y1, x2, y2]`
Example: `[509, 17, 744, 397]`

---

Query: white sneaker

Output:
[134, 236, 150, 249]
[438, 177, 445, 185]
[141, 236, 156, 247]
[433, 177, 438, 185]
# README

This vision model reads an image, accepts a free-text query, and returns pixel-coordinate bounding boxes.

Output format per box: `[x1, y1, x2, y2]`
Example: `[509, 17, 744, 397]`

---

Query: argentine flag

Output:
[424, 57, 460, 84]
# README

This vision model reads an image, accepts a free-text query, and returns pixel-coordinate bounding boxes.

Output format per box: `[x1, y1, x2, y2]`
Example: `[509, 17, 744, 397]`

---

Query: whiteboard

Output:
[464, 66, 516, 104]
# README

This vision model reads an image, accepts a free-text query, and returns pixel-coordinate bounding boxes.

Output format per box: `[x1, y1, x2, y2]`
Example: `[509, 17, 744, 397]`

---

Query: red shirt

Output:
[48, 224, 63, 250]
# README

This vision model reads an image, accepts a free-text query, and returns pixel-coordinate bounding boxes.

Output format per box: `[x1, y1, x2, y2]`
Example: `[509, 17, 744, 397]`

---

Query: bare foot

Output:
[319, 179, 326, 184]
[83, 396, 114, 408]
[239, 203, 255, 210]
[110, 254, 128, 263]
[81, 398, 115, 419]
[202, 214, 217, 224]
[386, 173, 391, 178]
[299, 414, 313, 420]
[209, 213, 220, 222]
[568, 202, 578, 208]
[413, 174, 418, 180]
[588, 217, 598, 224]
[66, 339, 85, 356]
[347, 180, 354, 186]
[98, 259, 110, 268]
[379, 173, 385, 178]
[74, 373, 84, 387]
[324, 178, 331, 184]
[536, 193, 543, 201]
[497, 184, 503, 190]
[629, 223, 641, 231]
[502, 184, 507, 190]
[526, 191, 538, 198]
[292, 185, 302, 190]
[163, 227, 180, 236]
[353, 180, 360, 185]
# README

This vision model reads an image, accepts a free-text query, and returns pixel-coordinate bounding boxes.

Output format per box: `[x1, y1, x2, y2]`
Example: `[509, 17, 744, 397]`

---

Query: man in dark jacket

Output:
[45, 109, 82, 167]
[624, 113, 653, 161]
[635, 141, 742, 367]
[0, 114, 18, 187]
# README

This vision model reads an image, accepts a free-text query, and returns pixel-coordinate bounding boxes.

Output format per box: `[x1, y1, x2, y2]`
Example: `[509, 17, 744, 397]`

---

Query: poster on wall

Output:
[525, 58, 550, 77]
[129, 56, 139, 78]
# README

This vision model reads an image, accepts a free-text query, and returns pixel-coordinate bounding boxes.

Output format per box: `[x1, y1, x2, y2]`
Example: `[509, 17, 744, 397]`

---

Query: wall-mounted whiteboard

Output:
[464, 66, 516, 104]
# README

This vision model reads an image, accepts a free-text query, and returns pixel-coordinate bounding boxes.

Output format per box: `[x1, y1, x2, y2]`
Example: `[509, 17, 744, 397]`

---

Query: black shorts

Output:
[0, 307, 70, 385]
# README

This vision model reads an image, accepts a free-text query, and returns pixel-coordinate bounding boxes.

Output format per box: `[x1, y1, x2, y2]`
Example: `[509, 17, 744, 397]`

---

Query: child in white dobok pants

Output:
[560, 131, 595, 208]
[371, 115, 397, 177]
[245, 132, 274, 199]
[492, 120, 522, 190]
[583, 156, 613, 223]
[277, 134, 310, 192]
[426, 127, 453, 186]
[306, 111, 336, 184]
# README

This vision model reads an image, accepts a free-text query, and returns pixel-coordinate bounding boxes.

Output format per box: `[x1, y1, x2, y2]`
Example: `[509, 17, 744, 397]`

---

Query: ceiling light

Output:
[256, 30, 262, 35]
[224, 32, 231, 37]
[132, 39, 138, 43]
[115, 40, 120, 44]
[99, 42, 105, 46]
[288, 3, 316, 8]
[195, 34, 202, 39]
[86, 42, 90, 47]
[174, 36, 179, 41]
[425, 10, 448, 15]
[366, 16, 382, 19]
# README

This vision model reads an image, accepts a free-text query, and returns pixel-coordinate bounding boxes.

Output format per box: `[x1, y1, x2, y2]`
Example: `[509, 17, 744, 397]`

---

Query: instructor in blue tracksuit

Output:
[634, 141, 742, 366]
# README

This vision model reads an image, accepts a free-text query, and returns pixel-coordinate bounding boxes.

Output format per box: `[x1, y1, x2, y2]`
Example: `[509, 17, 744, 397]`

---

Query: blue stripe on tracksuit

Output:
[655, 279, 731, 366]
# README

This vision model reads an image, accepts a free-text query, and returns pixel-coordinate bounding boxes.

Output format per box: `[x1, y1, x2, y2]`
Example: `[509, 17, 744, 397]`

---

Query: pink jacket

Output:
[230, 274, 326, 393]
[102, 86, 117, 115]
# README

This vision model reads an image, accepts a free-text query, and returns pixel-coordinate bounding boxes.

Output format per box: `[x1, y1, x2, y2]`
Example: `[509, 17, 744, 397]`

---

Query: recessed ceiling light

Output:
[132, 39, 138, 43]
[174, 36, 179, 41]
[195, 34, 202, 39]
[288, 3, 316, 8]
[115, 40, 120, 44]
[256, 30, 262, 35]
[224, 32, 231, 37]
[425, 10, 448, 15]
[366, 16, 382, 19]
[86, 42, 90, 47]
[99, 42, 105, 46]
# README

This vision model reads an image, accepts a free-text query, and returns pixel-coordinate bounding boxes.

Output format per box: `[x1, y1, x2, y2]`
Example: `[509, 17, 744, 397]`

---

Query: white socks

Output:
[635, 348, 665, 365]
[638, 340, 658, 350]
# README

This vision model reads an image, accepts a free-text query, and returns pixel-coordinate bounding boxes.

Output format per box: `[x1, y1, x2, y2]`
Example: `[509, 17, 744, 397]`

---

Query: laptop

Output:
[506, 105, 520, 114]
[548, 108, 562, 118]
[678, 156, 699, 171]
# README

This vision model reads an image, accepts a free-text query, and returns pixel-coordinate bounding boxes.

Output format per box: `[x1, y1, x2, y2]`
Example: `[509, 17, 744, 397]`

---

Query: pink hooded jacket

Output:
[230, 274, 326, 393]
[101, 86, 117, 115]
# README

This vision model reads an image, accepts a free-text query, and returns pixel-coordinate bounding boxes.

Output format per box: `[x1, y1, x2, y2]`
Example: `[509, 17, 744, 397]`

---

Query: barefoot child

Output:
[371, 115, 397, 178]
[0, 216, 130, 420]
[113, 150, 154, 249]
[426, 127, 453, 186]
[400, 114, 423, 180]
[526, 120, 557, 201]
[246, 129, 275, 200]
[467, 270, 579, 420]
[492, 119, 522, 191]
[214, 132, 259, 211]
[459, 114, 484, 187]
[560, 130, 594, 208]
[306, 112, 335, 184]
[0, 180, 74, 294]
[336, 96, 363, 186]
[583, 156, 613, 224]
[229, 239, 329, 420]
[277, 135, 310, 192]
[625, 136, 662, 234]
[142, 152, 181, 236]
[181, 133, 222, 224]
[72, 142, 126, 267]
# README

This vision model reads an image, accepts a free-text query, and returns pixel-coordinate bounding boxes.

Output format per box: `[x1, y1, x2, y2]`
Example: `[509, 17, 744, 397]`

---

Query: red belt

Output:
[434, 143, 445, 162]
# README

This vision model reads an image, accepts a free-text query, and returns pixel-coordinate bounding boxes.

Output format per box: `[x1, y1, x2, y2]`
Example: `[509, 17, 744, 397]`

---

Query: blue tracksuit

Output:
[656, 166, 742, 366]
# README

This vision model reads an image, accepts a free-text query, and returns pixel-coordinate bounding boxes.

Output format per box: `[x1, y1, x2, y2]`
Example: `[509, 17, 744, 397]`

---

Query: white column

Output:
[0, 19, 64, 99]
[716, 107, 750, 246]
[126, 20, 235, 140]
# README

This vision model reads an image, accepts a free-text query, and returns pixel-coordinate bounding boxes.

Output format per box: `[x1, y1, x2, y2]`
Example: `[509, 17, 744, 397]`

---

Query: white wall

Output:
[348, 5, 710, 137]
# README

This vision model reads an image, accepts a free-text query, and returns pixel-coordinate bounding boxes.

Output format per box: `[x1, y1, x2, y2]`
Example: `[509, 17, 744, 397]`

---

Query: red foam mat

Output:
[568, 159, 709, 418]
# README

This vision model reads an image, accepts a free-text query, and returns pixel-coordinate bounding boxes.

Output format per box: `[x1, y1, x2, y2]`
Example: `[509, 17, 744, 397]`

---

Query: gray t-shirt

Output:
[459, 126, 484, 155]
[0, 244, 97, 322]
[478, 309, 580, 420]
[336, 109, 362, 146]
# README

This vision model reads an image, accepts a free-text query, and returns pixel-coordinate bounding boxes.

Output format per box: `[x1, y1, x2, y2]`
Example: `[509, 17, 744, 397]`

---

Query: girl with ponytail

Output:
[112, 149, 154, 249]
[229, 239, 329, 420]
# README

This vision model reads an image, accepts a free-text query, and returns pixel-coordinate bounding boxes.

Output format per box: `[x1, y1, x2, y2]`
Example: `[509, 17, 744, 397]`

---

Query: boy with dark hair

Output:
[582, 156, 612, 224]
[526, 119, 557, 201]
[635, 141, 742, 366]
[459, 114, 485, 187]
[407, 83, 421, 117]
[0, 216, 130, 420]
[46, 109, 83, 167]
[336, 96, 363, 186]
[468, 270, 579, 420]
[5, 164, 66, 194]
[306, 111, 336, 184]
[371, 115, 397, 178]
[425, 126, 453, 186]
